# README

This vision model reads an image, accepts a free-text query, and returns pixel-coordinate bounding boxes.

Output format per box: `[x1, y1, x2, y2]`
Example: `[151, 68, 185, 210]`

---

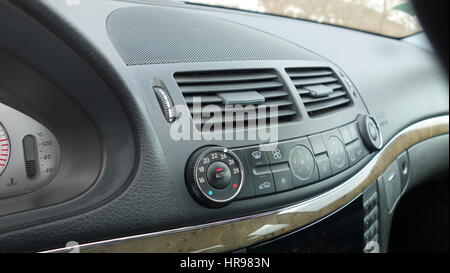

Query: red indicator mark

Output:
[216, 168, 223, 172]
[0, 154, 8, 156]
[1, 149, 8, 151]
[1, 144, 8, 147]
[0, 139, 8, 141]
[0, 164, 5, 167]
[0, 159, 7, 161]
[233, 184, 238, 189]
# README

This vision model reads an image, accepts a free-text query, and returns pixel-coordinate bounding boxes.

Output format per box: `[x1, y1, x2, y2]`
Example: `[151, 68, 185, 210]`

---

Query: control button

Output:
[364, 231, 371, 243]
[271, 163, 294, 192]
[373, 207, 379, 220]
[263, 143, 288, 164]
[369, 226, 376, 239]
[245, 146, 270, 168]
[325, 135, 349, 174]
[370, 194, 378, 208]
[346, 140, 368, 166]
[315, 154, 332, 180]
[346, 144, 358, 166]
[339, 125, 355, 144]
[369, 122, 378, 141]
[308, 134, 327, 155]
[373, 234, 379, 243]
[288, 145, 316, 187]
[364, 217, 370, 230]
[357, 114, 383, 152]
[232, 149, 255, 200]
[253, 167, 275, 196]
[370, 196, 377, 211]
[354, 140, 369, 162]
[348, 123, 359, 140]
[369, 210, 377, 223]
[364, 202, 370, 215]
[206, 161, 231, 189]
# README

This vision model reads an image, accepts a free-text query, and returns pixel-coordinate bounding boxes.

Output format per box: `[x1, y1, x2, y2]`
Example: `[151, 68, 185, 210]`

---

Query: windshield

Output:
[187, 0, 421, 38]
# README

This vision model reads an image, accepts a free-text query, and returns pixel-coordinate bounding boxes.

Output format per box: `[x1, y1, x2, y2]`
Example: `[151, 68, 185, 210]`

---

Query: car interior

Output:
[0, 0, 448, 253]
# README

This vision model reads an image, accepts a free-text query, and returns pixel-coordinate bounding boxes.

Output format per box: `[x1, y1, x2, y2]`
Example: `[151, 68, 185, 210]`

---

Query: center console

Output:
[247, 196, 365, 253]
[185, 115, 382, 208]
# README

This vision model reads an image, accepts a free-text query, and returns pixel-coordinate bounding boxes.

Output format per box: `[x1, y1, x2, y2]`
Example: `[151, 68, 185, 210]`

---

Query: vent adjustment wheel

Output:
[357, 115, 383, 152]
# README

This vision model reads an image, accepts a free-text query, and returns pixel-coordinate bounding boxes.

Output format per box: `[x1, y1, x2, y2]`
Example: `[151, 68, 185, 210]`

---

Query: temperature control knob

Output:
[357, 115, 383, 152]
[186, 146, 244, 208]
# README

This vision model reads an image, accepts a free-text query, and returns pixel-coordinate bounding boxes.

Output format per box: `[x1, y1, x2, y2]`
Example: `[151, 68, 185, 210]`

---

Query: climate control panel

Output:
[186, 115, 382, 208]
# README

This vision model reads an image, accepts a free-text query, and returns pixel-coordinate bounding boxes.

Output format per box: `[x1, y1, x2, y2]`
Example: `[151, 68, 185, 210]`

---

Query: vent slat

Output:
[260, 90, 289, 99]
[175, 72, 278, 84]
[302, 91, 347, 104]
[304, 97, 351, 113]
[185, 91, 288, 104]
[184, 95, 222, 104]
[297, 88, 310, 95]
[287, 70, 333, 78]
[297, 84, 343, 95]
[176, 69, 298, 129]
[291, 76, 338, 86]
[326, 83, 343, 90]
[193, 109, 298, 126]
[263, 99, 293, 108]
[188, 99, 293, 115]
[286, 67, 352, 117]
[179, 80, 283, 94]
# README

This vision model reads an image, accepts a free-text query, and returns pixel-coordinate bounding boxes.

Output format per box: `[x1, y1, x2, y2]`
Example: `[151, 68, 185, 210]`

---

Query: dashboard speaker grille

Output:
[175, 69, 298, 131]
[106, 6, 316, 66]
[286, 67, 353, 117]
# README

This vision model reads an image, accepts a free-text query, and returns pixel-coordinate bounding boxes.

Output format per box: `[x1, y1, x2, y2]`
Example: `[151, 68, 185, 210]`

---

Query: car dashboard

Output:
[0, 0, 448, 253]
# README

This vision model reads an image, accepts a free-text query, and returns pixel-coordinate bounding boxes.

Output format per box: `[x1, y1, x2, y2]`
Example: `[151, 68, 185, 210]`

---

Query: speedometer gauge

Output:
[1, 102, 60, 199]
[0, 122, 10, 176]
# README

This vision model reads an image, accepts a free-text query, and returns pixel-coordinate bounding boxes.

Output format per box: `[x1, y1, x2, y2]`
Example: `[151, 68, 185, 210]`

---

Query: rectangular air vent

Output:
[286, 67, 352, 117]
[175, 69, 298, 131]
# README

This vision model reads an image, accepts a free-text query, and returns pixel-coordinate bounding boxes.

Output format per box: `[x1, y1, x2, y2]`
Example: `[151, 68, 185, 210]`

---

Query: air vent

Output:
[286, 67, 353, 117]
[175, 69, 298, 131]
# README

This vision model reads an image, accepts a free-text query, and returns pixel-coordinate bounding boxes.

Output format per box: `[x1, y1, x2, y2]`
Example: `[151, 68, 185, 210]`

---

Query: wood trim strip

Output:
[45, 116, 449, 253]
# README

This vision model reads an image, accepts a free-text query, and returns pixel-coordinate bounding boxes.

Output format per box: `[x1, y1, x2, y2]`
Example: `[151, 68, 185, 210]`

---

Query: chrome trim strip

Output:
[42, 115, 449, 253]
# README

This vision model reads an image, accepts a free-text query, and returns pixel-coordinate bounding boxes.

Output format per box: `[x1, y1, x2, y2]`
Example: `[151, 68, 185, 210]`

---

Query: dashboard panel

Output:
[0, 0, 448, 253]
[0, 49, 102, 216]
[0, 102, 60, 199]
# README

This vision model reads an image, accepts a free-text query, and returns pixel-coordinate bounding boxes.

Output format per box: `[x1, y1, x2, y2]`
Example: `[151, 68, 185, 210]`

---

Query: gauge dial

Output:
[0, 122, 10, 176]
[186, 146, 244, 208]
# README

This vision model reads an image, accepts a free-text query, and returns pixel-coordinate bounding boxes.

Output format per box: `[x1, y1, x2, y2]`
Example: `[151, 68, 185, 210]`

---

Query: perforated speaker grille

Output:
[106, 6, 316, 66]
